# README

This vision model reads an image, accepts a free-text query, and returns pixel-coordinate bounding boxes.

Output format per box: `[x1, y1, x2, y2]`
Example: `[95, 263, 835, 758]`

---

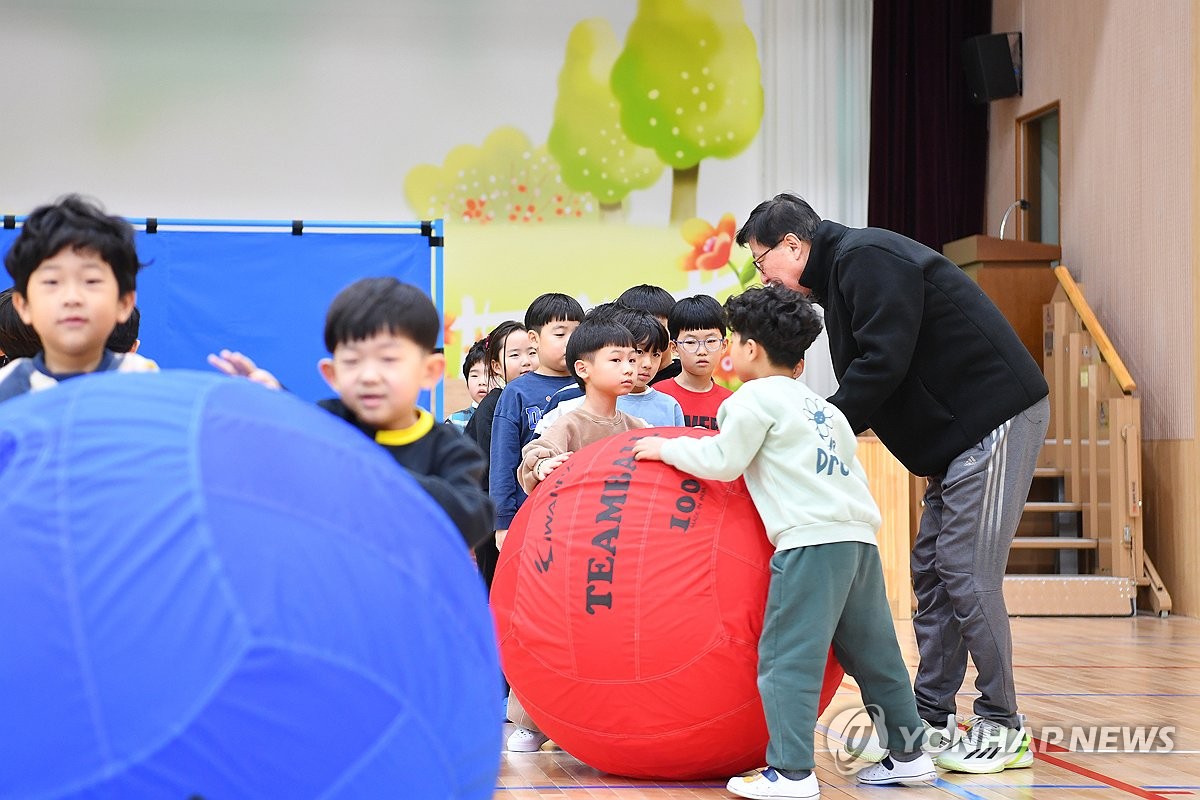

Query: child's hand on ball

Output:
[632, 437, 666, 462]
[536, 451, 573, 481]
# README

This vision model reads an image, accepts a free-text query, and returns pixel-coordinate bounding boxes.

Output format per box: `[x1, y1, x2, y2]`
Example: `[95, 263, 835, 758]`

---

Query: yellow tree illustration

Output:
[611, 0, 763, 224]
[547, 18, 665, 222]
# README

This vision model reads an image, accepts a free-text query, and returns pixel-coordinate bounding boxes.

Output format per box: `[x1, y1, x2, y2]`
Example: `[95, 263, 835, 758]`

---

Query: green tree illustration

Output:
[547, 18, 664, 222]
[611, 0, 763, 224]
[405, 127, 598, 225]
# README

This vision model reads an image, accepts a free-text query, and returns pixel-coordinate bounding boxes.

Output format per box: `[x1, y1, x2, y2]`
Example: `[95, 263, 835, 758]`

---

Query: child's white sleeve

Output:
[658, 395, 771, 481]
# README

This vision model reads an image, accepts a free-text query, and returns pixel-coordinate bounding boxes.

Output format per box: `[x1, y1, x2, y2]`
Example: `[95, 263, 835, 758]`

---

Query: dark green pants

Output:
[760, 541, 924, 770]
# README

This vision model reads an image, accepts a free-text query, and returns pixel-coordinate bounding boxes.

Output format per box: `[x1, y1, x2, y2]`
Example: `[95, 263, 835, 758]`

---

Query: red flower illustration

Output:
[713, 352, 739, 385]
[679, 213, 737, 272]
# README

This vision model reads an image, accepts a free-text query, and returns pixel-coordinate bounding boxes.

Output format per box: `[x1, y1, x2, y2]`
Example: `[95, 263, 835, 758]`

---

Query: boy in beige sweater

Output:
[505, 317, 649, 754]
[516, 318, 649, 493]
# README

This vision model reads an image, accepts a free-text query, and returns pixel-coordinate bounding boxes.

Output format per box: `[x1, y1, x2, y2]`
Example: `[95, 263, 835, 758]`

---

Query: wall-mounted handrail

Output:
[1052, 265, 1136, 394]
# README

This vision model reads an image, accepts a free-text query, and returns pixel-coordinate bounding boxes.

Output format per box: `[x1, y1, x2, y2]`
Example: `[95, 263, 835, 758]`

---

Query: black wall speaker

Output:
[962, 32, 1023, 103]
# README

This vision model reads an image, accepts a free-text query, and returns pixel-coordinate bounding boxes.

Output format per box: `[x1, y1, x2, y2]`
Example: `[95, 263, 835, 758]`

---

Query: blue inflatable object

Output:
[0, 371, 501, 799]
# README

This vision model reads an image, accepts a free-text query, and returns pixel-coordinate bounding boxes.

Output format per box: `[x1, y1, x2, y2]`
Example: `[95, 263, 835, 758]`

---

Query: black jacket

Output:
[463, 386, 501, 489]
[801, 221, 1048, 476]
[319, 398, 494, 549]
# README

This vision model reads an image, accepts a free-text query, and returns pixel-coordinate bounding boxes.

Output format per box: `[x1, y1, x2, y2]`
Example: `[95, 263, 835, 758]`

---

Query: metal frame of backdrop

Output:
[0, 216, 446, 418]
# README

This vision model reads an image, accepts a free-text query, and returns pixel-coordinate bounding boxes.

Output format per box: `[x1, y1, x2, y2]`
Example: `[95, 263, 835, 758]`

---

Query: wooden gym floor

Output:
[495, 615, 1200, 799]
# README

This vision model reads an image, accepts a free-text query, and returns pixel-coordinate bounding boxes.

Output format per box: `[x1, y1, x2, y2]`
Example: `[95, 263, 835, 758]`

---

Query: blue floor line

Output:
[928, 777, 995, 800]
[814, 721, 989, 800]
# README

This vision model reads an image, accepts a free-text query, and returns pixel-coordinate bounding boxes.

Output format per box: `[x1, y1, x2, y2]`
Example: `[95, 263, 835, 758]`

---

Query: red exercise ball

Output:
[491, 428, 843, 780]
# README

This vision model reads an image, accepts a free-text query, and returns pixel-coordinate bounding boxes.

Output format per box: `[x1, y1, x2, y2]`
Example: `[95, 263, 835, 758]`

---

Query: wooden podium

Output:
[943, 235, 1062, 366]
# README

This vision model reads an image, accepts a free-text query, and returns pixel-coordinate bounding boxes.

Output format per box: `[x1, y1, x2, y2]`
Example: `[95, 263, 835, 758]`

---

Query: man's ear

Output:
[318, 358, 337, 389]
[792, 357, 806, 379]
[421, 351, 446, 389]
[116, 291, 136, 323]
[130, 339, 140, 354]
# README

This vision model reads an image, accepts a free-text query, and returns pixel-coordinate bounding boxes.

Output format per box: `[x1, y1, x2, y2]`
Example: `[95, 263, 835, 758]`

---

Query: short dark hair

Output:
[613, 306, 668, 353]
[105, 305, 140, 353]
[0, 288, 42, 359]
[5, 194, 141, 296]
[668, 294, 727, 339]
[583, 300, 629, 324]
[483, 320, 526, 383]
[525, 292, 585, 331]
[724, 284, 823, 369]
[462, 337, 487, 381]
[616, 284, 675, 319]
[735, 193, 822, 250]
[565, 319, 634, 391]
[323, 277, 440, 353]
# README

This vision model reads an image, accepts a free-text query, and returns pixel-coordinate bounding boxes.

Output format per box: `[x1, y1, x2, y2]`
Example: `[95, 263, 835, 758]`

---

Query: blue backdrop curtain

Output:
[0, 224, 440, 411]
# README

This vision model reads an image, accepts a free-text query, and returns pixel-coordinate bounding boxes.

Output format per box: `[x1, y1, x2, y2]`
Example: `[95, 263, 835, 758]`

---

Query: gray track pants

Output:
[911, 396, 1049, 728]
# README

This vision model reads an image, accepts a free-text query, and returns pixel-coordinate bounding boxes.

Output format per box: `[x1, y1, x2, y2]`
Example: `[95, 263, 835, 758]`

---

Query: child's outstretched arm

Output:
[207, 349, 282, 390]
[633, 398, 768, 482]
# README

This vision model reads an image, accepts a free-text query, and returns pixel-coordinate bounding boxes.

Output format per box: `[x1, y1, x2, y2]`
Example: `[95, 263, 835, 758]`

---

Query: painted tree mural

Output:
[405, 126, 598, 225]
[547, 18, 664, 221]
[611, 0, 763, 223]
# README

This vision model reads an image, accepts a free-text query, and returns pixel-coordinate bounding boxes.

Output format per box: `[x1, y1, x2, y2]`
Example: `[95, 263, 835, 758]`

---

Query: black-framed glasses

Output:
[752, 241, 780, 275]
[673, 336, 725, 354]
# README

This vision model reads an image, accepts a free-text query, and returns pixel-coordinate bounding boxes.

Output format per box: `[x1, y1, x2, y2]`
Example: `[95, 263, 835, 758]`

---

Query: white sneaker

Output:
[506, 727, 550, 753]
[856, 753, 938, 786]
[726, 768, 819, 799]
[935, 717, 1033, 773]
[844, 718, 955, 763]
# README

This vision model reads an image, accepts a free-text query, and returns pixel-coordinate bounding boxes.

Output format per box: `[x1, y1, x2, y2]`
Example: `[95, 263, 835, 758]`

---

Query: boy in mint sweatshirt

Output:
[633, 285, 935, 799]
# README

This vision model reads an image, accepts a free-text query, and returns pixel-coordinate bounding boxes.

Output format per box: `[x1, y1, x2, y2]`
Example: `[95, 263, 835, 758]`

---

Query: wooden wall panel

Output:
[987, 0, 1193, 441]
[1143, 441, 1199, 616]
[988, 0, 1197, 616]
[857, 436, 912, 619]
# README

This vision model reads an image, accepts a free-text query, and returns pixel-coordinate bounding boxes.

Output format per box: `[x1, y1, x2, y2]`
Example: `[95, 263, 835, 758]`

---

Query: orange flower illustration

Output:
[679, 213, 737, 272]
[461, 197, 493, 224]
[713, 352, 739, 385]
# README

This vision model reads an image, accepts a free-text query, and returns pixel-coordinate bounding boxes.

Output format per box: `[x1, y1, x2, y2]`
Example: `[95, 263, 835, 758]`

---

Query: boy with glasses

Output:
[655, 294, 732, 430]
